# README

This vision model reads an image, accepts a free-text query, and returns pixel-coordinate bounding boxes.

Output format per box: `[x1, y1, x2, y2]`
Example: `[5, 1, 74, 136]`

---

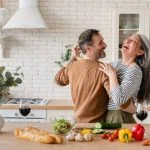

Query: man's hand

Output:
[71, 45, 81, 60]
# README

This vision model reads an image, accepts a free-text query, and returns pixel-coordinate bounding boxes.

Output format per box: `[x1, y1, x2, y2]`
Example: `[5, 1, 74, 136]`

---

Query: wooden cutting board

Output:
[75, 123, 95, 129]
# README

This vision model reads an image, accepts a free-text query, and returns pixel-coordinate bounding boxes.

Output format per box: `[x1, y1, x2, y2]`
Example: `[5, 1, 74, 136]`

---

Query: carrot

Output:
[142, 139, 150, 146]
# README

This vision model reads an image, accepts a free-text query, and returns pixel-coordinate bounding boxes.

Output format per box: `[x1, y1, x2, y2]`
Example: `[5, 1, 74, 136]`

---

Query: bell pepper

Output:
[132, 124, 145, 141]
[119, 128, 132, 143]
[80, 129, 92, 135]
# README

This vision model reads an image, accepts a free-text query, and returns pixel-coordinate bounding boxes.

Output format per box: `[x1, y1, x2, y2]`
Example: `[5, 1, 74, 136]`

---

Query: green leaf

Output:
[15, 78, 22, 84]
[54, 44, 73, 68]
[21, 72, 24, 77]
[0, 73, 4, 79]
[16, 66, 21, 72]
[0, 66, 5, 73]
[5, 77, 14, 86]
[13, 73, 20, 76]
[5, 71, 12, 79]
[0, 78, 5, 86]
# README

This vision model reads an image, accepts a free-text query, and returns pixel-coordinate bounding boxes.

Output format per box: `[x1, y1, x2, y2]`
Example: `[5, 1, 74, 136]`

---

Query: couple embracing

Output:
[55, 29, 150, 123]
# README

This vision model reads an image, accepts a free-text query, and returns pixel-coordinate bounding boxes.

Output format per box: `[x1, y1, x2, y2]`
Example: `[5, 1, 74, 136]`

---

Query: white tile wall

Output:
[0, 0, 150, 99]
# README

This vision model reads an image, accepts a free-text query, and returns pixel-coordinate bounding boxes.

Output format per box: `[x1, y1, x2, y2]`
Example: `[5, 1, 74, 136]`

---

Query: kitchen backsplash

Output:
[0, 0, 149, 99]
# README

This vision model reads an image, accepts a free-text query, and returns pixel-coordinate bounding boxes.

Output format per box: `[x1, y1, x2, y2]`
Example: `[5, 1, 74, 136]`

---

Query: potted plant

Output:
[0, 66, 23, 104]
[54, 44, 72, 67]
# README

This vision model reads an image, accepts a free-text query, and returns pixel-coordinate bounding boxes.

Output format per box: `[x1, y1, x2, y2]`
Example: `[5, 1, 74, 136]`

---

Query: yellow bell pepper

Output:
[119, 128, 132, 143]
[80, 129, 92, 135]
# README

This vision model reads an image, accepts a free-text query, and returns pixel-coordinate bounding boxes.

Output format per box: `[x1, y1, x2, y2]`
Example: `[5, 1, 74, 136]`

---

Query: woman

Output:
[99, 34, 150, 123]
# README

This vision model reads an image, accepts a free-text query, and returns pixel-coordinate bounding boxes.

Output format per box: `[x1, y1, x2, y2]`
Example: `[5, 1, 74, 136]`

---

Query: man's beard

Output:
[100, 51, 106, 58]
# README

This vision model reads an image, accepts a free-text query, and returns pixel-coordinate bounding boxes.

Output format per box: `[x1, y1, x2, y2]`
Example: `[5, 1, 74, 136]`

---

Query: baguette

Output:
[25, 127, 49, 135]
[14, 128, 55, 144]
[14, 127, 63, 144]
[25, 127, 63, 144]
[49, 133, 63, 144]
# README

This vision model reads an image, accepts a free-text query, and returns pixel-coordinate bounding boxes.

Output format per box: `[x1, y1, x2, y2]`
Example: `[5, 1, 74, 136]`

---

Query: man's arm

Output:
[54, 45, 81, 86]
[54, 57, 76, 86]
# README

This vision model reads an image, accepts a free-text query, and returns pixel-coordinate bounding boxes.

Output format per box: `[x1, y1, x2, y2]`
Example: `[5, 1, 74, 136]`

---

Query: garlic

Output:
[84, 134, 92, 141]
[66, 133, 75, 141]
[75, 133, 84, 142]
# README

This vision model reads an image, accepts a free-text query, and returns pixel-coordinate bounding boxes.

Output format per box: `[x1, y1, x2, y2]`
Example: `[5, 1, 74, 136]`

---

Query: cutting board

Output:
[75, 123, 95, 129]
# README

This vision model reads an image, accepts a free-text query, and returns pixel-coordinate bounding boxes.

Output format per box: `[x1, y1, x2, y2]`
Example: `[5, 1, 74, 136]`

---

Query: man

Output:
[55, 29, 109, 123]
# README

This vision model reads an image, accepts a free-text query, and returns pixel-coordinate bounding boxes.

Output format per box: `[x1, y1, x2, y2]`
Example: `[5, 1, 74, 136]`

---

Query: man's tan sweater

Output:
[55, 59, 109, 123]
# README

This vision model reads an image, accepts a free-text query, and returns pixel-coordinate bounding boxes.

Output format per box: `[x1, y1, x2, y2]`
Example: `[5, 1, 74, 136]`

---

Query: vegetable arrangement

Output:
[52, 119, 72, 134]
[54, 120, 148, 146]
[98, 123, 147, 145]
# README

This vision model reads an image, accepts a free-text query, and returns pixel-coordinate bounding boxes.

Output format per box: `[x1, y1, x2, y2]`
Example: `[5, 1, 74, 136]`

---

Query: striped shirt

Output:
[108, 60, 143, 110]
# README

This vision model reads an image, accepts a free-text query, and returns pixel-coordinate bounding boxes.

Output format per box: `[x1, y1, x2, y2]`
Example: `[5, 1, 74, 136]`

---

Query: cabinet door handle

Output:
[14, 113, 18, 116]
[30, 113, 34, 116]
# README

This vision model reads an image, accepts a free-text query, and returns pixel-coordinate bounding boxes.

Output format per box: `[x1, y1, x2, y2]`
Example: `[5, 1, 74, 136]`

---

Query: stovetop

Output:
[3, 98, 50, 105]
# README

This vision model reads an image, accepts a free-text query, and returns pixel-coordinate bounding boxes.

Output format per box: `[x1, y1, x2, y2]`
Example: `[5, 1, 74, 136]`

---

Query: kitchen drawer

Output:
[0, 109, 47, 123]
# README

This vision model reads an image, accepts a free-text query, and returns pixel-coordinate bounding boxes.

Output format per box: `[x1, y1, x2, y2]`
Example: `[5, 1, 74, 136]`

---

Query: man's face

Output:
[88, 34, 107, 60]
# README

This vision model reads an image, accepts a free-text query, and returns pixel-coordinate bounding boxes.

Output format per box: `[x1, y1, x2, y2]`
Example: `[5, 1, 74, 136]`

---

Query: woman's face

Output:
[121, 34, 144, 58]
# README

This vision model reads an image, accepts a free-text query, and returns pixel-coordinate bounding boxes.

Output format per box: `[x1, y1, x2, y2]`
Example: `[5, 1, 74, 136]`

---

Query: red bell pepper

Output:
[132, 124, 145, 141]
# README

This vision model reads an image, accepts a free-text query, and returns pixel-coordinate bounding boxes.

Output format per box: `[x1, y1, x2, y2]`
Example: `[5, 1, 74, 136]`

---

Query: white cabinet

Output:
[112, 8, 148, 60]
[0, 109, 47, 123]
[47, 110, 74, 123]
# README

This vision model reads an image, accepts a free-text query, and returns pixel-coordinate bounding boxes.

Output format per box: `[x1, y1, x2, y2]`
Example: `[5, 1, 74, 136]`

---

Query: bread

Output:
[25, 127, 49, 135]
[14, 127, 63, 144]
[25, 127, 63, 144]
[49, 133, 63, 144]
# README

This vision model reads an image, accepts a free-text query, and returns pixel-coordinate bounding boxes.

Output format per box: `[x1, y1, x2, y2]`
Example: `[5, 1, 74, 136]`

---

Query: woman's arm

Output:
[99, 63, 142, 106]
[99, 63, 119, 92]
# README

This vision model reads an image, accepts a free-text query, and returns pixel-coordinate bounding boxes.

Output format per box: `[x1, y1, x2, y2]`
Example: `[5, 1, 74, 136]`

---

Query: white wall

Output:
[0, 0, 150, 99]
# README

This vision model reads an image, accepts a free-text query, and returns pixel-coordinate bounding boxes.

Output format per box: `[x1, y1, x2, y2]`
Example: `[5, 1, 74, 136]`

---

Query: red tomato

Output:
[107, 133, 112, 138]
[112, 130, 119, 139]
[101, 134, 107, 139]
[108, 136, 114, 142]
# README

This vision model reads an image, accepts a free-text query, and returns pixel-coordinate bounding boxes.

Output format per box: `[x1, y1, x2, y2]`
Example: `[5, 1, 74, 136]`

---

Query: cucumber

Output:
[94, 122, 122, 129]
[92, 129, 105, 134]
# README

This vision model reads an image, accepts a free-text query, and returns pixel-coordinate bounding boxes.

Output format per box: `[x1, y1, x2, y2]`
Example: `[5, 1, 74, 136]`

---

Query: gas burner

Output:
[3, 98, 50, 105]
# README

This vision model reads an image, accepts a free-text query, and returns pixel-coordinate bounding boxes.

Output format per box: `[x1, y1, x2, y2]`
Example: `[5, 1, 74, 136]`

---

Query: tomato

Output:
[108, 136, 114, 142]
[101, 134, 108, 139]
[107, 133, 112, 138]
[112, 129, 119, 139]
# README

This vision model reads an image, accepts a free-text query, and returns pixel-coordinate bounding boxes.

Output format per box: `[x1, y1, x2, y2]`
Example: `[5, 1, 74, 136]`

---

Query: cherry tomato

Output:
[108, 136, 114, 142]
[107, 133, 112, 138]
[112, 129, 119, 139]
[101, 134, 107, 139]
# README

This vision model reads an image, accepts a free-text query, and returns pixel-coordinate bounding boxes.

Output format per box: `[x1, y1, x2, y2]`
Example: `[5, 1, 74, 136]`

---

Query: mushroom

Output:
[75, 133, 84, 142]
[84, 134, 92, 141]
[66, 133, 75, 141]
